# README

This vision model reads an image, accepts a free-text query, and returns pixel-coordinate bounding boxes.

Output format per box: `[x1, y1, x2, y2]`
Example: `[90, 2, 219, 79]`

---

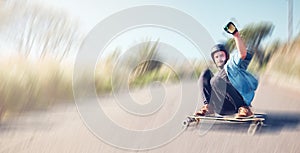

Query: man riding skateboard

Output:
[195, 22, 258, 118]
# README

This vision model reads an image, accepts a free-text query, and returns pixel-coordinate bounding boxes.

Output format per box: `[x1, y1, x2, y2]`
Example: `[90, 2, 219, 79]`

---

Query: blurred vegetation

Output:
[265, 34, 300, 81]
[0, 0, 299, 122]
[1, 0, 83, 61]
[94, 39, 200, 94]
[0, 0, 80, 120]
[0, 56, 73, 120]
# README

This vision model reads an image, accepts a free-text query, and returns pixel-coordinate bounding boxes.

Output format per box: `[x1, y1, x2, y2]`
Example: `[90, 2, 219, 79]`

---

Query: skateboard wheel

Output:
[248, 121, 262, 135]
[182, 120, 189, 127]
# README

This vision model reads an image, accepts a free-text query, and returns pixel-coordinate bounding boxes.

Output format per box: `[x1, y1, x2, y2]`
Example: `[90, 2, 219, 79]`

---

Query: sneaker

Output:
[195, 104, 215, 116]
[235, 106, 254, 118]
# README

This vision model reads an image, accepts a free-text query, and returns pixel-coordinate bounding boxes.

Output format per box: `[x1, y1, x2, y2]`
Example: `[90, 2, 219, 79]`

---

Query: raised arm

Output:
[224, 22, 247, 60]
[233, 32, 247, 60]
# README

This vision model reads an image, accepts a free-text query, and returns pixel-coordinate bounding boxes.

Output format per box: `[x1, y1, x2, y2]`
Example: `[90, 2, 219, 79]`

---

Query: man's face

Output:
[213, 51, 227, 68]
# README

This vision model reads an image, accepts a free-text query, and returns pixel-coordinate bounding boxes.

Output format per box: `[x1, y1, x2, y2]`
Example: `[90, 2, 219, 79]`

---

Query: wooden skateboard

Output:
[182, 114, 265, 135]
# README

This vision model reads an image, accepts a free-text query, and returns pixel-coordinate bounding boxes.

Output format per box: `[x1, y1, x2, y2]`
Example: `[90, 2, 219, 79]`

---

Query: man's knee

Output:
[200, 68, 213, 79]
[210, 76, 218, 86]
[210, 76, 226, 88]
[199, 68, 213, 85]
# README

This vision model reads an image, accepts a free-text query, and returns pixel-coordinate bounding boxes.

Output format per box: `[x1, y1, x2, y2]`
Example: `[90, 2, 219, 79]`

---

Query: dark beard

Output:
[216, 60, 227, 70]
[217, 65, 224, 70]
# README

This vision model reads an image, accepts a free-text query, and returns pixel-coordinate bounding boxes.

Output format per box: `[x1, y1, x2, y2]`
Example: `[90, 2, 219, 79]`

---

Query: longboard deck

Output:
[183, 114, 265, 127]
[182, 113, 266, 135]
[191, 114, 265, 122]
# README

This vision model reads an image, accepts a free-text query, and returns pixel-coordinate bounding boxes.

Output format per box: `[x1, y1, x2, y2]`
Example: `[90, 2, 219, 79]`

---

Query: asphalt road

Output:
[1, 79, 300, 153]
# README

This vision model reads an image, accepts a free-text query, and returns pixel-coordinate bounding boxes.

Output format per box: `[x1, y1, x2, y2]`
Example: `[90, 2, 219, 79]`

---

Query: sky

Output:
[39, 0, 299, 40]
[31, 0, 300, 59]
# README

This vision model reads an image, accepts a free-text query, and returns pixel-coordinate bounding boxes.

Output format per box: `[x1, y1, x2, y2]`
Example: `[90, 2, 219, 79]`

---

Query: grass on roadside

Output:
[0, 55, 73, 119]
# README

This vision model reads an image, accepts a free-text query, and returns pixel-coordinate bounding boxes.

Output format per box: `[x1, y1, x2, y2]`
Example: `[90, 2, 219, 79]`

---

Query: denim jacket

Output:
[224, 50, 258, 106]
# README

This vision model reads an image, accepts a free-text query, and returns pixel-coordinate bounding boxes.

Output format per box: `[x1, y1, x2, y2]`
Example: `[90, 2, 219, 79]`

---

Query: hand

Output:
[224, 22, 238, 35]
